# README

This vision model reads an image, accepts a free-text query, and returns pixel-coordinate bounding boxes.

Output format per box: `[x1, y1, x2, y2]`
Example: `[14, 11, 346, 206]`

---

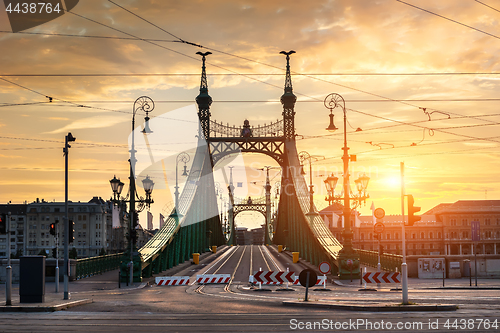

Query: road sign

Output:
[362, 272, 400, 283]
[298, 269, 317, 288]
[374, 222, 385, 234]
[471, 221, 480, 242]
[253, 271, 294, 284]
[374, 208, 385, 219]
[293, 275, 326, 285]
[318, 262, 331, 275]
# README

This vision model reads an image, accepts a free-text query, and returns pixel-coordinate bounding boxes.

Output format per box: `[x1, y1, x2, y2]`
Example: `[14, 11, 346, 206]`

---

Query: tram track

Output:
[195, 245, 285, 297]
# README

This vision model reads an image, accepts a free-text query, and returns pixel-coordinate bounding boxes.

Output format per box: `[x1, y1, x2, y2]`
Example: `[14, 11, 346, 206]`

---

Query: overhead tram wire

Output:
[105, 1, 500, 128]
[3, 0, 496, 129]
[395, 0, 500, 41]
[475, 0, 500, 13]
[4, 72, 500, 77]
[0, 30, 178, 42]
[4, 2, 498, 146]
[3, 2, 496, 129]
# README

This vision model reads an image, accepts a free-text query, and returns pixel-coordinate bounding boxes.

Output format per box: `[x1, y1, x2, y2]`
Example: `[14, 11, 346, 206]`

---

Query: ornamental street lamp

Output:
[323, 93, 369, 280]
[298, 151, 325, 214]
[174, 152, 190, 219]
[109, 96, 155, 285]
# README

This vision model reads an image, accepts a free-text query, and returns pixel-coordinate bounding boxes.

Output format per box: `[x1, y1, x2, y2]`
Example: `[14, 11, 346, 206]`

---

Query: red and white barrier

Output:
[362, 272, 400, 284]
[293, 275, 327, 286]
[252, 271, 295, 285]
[196, 274, 231, 284]
[156, 276, 190, 286]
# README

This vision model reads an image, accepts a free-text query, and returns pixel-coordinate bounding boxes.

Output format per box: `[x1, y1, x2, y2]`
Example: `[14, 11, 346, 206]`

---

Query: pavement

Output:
[0, 245, 499, 312]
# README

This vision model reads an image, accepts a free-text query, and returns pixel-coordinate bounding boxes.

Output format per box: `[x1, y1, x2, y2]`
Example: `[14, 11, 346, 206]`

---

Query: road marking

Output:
[262, 245, 282, 271]
[189, 246, 237, 285]
[258, 245, 271, 271]
[249, 245, 253, 276]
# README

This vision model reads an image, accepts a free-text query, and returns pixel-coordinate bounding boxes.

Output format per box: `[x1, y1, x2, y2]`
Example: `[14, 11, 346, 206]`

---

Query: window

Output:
[421, 232, 425, 239]
[429, 232, 433, 239]
[485, 218, 491, 226]
[386, 233, 391, 240]
[462, 219, 468, 226]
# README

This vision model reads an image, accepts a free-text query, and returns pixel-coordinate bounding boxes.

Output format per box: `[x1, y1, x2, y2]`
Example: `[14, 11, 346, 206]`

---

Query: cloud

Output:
[45, 114, 129, 134]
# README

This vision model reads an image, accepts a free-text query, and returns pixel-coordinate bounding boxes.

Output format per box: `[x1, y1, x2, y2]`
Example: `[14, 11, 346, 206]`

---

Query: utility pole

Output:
[401, 162, 409, 305]
[55, 221, 59, 293]
[6, 212, 11, 306]
[64, 132, 76, 300]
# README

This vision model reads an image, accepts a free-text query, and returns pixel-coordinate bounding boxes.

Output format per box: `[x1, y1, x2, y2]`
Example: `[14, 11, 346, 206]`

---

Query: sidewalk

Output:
[0, 269, 149, 312]
[0, 246, 228, 312]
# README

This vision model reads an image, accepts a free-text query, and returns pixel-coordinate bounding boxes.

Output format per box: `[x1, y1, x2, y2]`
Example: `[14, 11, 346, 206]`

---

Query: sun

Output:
[383, 176, 400, 188]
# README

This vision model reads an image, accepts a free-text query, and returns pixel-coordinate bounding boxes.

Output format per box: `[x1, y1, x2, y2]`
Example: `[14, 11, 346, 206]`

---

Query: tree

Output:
[38, 249, 47, 256]
[69, 247, 78, 259]
[99, 248, 106, 256]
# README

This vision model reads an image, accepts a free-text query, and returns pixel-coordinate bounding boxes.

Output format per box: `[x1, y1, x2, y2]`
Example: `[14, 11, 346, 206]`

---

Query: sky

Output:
[1, 0, 500, 230]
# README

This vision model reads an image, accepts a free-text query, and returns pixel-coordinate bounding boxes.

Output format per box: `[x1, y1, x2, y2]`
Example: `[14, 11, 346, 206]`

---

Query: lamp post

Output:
[109, 96, 155, 285]
[299, 151, 324, 214]
[174, 152, 190, 219]
[323, 93, 369, 280]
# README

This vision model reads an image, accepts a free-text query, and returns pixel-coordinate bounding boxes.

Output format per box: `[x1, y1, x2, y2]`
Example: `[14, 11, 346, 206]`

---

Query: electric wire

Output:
[2, 1, 499, 149]
[474, 0, 500, 14]
[396, 0, 500, 40]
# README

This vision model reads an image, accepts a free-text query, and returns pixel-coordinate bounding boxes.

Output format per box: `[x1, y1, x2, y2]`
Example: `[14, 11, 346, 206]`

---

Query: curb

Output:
[0, 299, 93, 312]
[282, 301, 458, 312]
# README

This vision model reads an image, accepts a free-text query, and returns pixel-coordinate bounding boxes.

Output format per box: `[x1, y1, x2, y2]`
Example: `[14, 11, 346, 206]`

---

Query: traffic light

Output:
[407, 194, 421, 226]
[52, 248, 57, 258]
[68, 219, 74, 243]
[130, 229, 137, 243]
[49, 223, 56, 236]
[0, 213, 6, 234]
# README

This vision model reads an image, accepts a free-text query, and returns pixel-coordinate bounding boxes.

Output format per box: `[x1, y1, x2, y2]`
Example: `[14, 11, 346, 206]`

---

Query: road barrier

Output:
[156, 276, 190, 286]
[362, 272, 400, 283]
[196, 274, 231, 284]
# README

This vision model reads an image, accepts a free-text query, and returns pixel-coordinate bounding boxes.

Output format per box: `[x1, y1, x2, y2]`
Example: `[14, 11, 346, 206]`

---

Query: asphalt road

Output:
[0, 245, 499, 332]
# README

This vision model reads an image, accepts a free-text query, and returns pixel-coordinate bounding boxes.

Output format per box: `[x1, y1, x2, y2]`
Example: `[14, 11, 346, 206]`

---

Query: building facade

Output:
[319, 200, 500, 257]
[25, 197, 109, 258]
[0, 204, 27, 258]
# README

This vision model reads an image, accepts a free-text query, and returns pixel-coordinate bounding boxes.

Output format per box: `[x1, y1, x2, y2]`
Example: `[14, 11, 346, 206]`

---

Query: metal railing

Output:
[210, 119, 283, 137]
[75, 252, 124, 280]
[357, 249, 403, 272]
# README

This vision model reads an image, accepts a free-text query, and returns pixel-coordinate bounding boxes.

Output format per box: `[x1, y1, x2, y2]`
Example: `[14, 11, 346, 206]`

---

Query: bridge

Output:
[112, 51, 402, 282]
